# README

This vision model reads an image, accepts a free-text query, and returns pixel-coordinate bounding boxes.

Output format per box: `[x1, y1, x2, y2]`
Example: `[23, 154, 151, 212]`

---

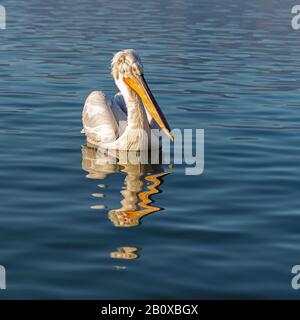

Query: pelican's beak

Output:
[124, 75, 174, 141]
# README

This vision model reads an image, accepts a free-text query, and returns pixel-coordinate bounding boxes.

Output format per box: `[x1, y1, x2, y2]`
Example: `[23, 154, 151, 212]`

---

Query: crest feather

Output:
[111, 49, 140, 79]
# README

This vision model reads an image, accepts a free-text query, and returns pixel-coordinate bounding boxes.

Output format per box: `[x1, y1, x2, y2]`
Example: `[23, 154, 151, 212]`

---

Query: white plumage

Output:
[82, 49, 173, 151]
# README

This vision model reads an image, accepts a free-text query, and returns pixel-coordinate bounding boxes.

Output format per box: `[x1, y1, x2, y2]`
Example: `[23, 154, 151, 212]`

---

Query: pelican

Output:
[82, 49, 173, 151]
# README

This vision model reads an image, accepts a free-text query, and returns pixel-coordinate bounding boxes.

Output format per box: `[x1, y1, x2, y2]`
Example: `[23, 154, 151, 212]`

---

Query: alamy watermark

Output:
[0, 5, 6, 30]
[291, 5, 300, 30]
[291, 265, 300, 290]
[0, 265, 6, 290]
[92, 125, 204, 176]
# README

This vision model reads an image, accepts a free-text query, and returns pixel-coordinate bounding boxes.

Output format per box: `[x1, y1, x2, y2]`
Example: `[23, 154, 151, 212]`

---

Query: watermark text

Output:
[0, 5, 6, 30]
[0, 265, 6, 290]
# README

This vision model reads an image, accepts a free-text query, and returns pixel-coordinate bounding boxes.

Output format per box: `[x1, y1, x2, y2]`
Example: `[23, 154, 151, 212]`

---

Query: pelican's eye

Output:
[132, 65, 138, 73]
[132, 64, 142, 76]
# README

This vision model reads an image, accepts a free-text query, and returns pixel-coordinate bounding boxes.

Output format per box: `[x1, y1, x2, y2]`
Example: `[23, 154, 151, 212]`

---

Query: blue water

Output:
[1, 0, 300, 299]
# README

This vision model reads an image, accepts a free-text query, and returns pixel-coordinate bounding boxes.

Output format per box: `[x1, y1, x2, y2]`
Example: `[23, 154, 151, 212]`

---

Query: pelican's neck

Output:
[127, 93, 149, 131]
[101, 78, 151, 151]
[116, 78, 149, 130]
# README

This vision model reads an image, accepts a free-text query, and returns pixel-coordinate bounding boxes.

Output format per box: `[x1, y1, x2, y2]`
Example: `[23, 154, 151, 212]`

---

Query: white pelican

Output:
[82, 49, 173, 151]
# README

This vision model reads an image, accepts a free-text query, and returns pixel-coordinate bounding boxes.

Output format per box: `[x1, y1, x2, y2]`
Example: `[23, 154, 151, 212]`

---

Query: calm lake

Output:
[1, 0, 300, 299]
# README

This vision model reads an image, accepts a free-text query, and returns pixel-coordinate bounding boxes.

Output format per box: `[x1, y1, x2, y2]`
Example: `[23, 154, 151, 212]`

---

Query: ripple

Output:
[0, 0, 299, 299]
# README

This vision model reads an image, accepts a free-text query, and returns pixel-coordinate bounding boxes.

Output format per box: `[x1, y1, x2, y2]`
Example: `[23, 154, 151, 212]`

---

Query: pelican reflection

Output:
[81, 145, 171, 228]
[110, 247, 141, 260]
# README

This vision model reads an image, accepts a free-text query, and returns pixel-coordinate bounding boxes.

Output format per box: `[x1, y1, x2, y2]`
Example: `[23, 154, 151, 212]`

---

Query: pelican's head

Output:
[111, 49, 173, 141]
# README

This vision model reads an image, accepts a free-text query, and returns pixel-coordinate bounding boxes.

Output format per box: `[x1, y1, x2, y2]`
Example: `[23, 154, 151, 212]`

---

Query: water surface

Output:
[0, 0, 300, 299]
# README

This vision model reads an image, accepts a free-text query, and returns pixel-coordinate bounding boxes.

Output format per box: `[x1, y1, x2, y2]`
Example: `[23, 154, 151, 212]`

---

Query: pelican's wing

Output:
[82, 91, 119, 146]
[110, 93, 128, 135]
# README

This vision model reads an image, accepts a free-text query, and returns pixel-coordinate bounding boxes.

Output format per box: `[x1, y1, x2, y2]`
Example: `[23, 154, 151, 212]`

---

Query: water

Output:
[0, 0, 300, 299]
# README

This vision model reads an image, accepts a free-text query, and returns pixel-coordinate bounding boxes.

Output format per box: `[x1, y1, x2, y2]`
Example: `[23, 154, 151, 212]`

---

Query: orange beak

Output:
[124, 75, 174, 141]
